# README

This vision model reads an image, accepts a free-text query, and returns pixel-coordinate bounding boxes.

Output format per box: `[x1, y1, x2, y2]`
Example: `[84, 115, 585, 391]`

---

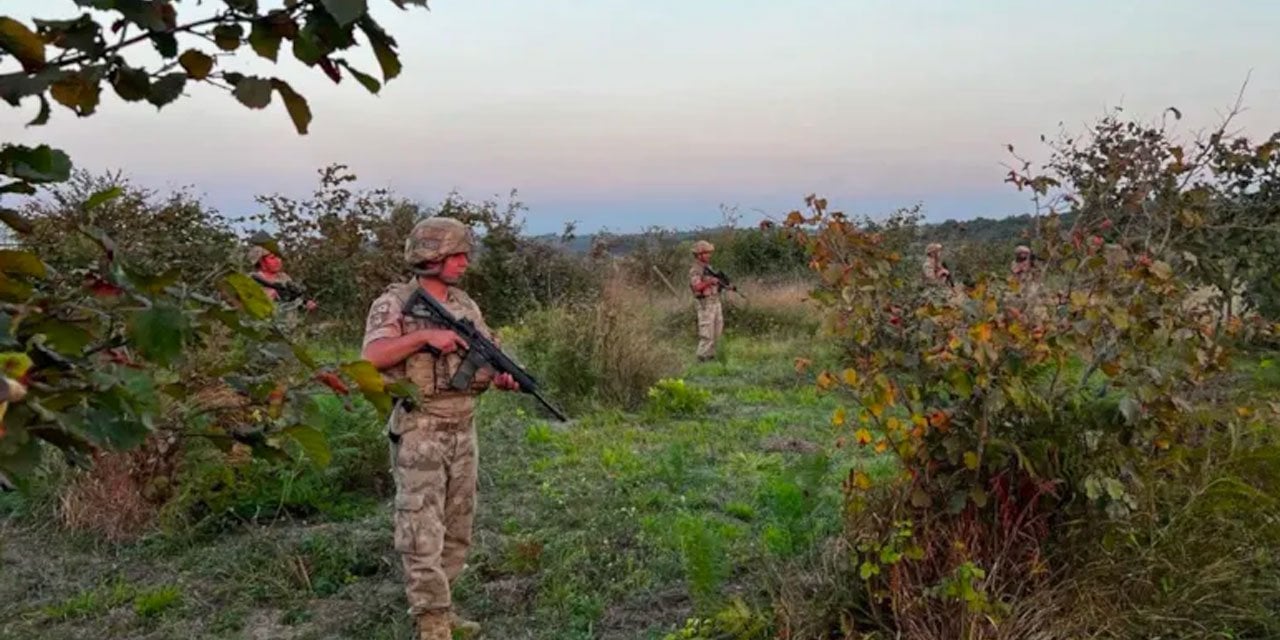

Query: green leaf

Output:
[84, 186, 123, 211]
[34, 16, 103, 57]
[0, 68, 59, 108]
[359, 17, 401, 81]
[212, 24, 243, 51]
[110, 66, 151, 102]
[50, 70, 102, 116]
[337, 60, 380, 94]
[0, 17, 46, 69]
[150, 32, 177, 58]
[291, 30, 325, 66]
[340, 360, 385, 395]
[0, 437, 42, 489]
[249, 20, 282, 61]
[232, 76, 273, 109]
[0, 250, 45, 278]
[127, 304, 188, 366]
[0, 144, 73, 184]
[283, 425, 331, 468]
[223, 272, 274, 319]
[290, 342, 317, 369]
[27, 318, 93, 355]
[123, 266, 180, 294]
[27, 94, 50, 126]
[0, 275, 33, 302]
[225, 0, 260, 12]
[271, 79, 311, 134]
[178, 49, 214, 80]
[321, 0, 369, 27]
[342, 360, 390, 415]
[147, 73, 186, 108]
[0, 208, 33, 234]
[859, 561, 879, 580]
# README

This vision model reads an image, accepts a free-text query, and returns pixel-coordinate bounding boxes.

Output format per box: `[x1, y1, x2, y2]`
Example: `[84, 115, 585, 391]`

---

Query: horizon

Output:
[2, 1, 1278, 235]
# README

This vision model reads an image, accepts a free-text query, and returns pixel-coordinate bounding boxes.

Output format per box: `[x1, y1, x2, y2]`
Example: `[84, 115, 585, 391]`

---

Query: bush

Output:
[646, 378, 712, 418]
[507, 281, 680, 412]
[783, 104, 1280, 640]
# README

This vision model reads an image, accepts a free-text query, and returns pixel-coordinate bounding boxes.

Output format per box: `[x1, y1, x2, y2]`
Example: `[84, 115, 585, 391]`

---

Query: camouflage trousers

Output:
[696, 297, 723, 360]
[389, 411, 478, 616]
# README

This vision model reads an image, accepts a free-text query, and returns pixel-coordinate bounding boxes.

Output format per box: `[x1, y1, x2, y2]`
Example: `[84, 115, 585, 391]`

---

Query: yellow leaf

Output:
[868, 402, 884, 419]
[911, 414, 927, 429]
[817, 371, 836, 390]
[831, 407, 846, 426]
[1236, 406, 1253, 418]
[794, 357, 812, 374]
[842, 368, 859, 386]
[1070, 291, 1089, 308]
[1154, 437, 1171, 450]
[855, 428, 873, 446]
[885, 416, 902, 433]
[853, 470, 872, 490]
[963, 451, 980, 470]
[970, 322, 993, 344]
[0, 17, 45, 68]
[874, 439, 889, 454]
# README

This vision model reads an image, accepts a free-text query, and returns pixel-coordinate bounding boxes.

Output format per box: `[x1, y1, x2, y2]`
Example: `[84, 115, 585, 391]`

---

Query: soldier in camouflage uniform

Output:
[361, 217, 520, 640]
[922, 242, 951, 287]
[247, 245, 317, 312]
[688, 240, 724, 361]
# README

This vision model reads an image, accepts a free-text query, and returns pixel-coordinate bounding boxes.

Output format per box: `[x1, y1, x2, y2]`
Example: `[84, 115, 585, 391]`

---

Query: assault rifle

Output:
[251, 273, 306, 303]
[404, 288, 569, 422]
[703, 265, 746, 299]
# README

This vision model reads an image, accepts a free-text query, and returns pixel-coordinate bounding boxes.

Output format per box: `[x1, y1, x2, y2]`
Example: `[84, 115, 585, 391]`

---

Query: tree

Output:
[0, 0, 429, 488]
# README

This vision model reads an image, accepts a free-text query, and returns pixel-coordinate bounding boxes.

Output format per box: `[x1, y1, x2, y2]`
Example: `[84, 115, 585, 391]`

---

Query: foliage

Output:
[786, 106, 1279, 638]
[439, 190, 601, 327]
[0, 0, 429, 485]
[250, 164, 420, 333]
[647, 378, 712, 417]
[21, 171, 238, 285]
[506, 281, 679, 412]
[1012, 106, 1280, 319]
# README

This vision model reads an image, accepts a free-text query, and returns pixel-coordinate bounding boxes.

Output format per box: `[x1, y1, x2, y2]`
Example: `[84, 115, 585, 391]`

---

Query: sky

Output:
[3, 0, 1278, 235]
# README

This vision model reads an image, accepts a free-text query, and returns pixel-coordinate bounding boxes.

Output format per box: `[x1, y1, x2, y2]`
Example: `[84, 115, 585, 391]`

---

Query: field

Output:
[1, 293, 875, 640]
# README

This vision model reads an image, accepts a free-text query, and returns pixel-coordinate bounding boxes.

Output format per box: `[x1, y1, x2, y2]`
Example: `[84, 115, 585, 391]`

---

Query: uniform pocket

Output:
[393, 490, 427, 553]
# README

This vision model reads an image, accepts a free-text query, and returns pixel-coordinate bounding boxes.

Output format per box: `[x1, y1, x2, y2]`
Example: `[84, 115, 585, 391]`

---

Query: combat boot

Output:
[450, 610, 482, 637]
[416, 609, 451, 640]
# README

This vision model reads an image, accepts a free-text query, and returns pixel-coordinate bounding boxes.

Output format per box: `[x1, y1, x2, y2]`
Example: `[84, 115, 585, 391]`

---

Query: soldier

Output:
[1011, 245, 1037, 284]
[247, 245, 317, 312]
[361, 217, 519, 640]
[688, 240, 724, 362]
[922, 242, 952, 287]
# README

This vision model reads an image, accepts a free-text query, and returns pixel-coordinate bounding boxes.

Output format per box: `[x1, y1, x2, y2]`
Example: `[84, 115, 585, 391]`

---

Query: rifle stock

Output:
[404, 288, 569, 422]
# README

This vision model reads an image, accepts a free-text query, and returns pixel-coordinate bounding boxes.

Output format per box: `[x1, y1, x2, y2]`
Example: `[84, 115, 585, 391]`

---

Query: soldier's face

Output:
[696, 251, 712, 264]
[260, 254, 282, 273]
[440, 252, 470, 283]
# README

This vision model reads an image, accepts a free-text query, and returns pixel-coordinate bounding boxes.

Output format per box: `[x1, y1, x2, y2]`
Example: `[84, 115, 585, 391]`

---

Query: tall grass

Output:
[508, 279, 682, 412]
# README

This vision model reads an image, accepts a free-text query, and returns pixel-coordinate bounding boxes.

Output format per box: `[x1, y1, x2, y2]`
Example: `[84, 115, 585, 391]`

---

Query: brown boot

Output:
[450, 610, 482, 638]
[416, 609, 451, 640]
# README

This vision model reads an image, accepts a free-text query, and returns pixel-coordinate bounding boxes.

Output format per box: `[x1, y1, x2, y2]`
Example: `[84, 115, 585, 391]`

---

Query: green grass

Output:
[0, 332, 879, 640]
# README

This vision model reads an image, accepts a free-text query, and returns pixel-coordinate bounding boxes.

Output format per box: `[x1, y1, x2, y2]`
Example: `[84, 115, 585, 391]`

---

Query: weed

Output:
[647, 378, 712, 417]
[132, 585, 182, 618]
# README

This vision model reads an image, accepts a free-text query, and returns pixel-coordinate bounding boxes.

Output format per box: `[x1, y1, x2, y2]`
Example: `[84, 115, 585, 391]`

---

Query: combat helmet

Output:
[247, 245, 273, 268]
[405, 217, 474, 273]
[691, 240, 715, 255]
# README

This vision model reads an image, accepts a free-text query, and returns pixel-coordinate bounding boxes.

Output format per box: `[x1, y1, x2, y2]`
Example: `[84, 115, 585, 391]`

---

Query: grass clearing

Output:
[0, 330, 875, 639]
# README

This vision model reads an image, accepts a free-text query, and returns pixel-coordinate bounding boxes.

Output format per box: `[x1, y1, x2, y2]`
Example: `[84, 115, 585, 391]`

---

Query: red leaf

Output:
[314, 371, 349, 395]
[318, 58, 341, 84]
